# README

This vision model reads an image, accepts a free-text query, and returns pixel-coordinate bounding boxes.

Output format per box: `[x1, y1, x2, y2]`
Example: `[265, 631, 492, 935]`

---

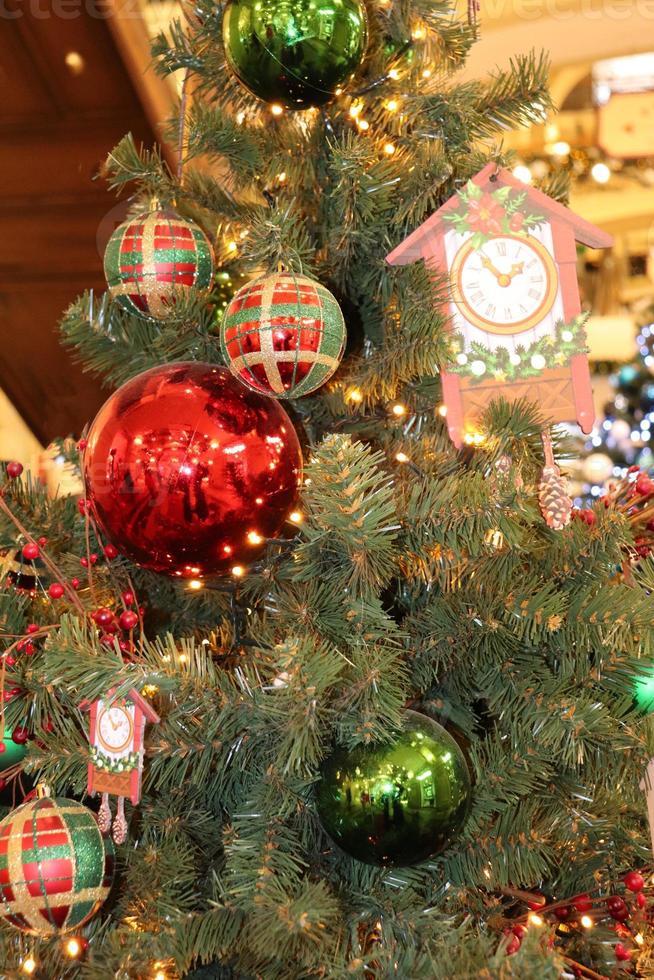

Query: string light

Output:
[635, 933, 644, 945]
[65, 937, 82, 958]
[277, 172, 287, 183]
[422, 68, 432, 79]
[384, 143, 396, 155]
[289, 511, 303, 524]
[551, 140, 570, 156]
[388, 68, 400, 80]
[271, 104, 284, 116]
[463, 430, 486, 446]
[411, 26, 426, 39]
[236, 111, 245, 125]
[512, 164, 532, 184]
[21, 958, 37, 976]
[231, 565, 245, 578]
[357, 119, 370, 131]
[188, 579, 204, 590]
[385, 99, 398, 112]
[580, 914, 594, 929]
[391, 403, 406, 416]
[528, 913, 544, 927]
[437, 404, 447, 417]
[247, 530, 263, 545]
[591, 161, 611, 184]
[348, 388, 363, 403]
[154, 973, 166, 980]
[395, 451, 409, 464]
[349, 102, 363, 118]
[227, 241, 238, 253]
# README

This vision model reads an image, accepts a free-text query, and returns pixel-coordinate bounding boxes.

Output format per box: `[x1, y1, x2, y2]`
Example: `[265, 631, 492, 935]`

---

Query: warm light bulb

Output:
[236, 111, 245, 125]
[271, 104, 284, 116]
[227, 241, 237, 253]
[277, 172, 287, 183]
[395, 452, 409, 464]
[188, 579, 204, 590]
[412, 26, 426, 39]
[635, 933, 644, 946]
[580, 914, 593, 929]
[384, 143, 396, 155]
[348, 388, 363, 403]
[388, 68, 400, 80]
[231, 565, 245, 578]
[289, 511, 303, 524]
[528, 913, 544, 927]
[247, 530, 263, 545]
[391, 403, 406, 416]
[591, 162, 611, 184]
[64, 51, 85, 75]
[422, 68, 432, 79]
[437, 404, 447, 417]
[349, 102, 362, 118]
[357, 119, 370, 131]
[512, 164, 532, 184]
[385, 99, 398, 112]
[65, 937, 82, 958]
[21, 959, 37, 976]
[551, 140, 570, 156]
[154, 972, 166, 980]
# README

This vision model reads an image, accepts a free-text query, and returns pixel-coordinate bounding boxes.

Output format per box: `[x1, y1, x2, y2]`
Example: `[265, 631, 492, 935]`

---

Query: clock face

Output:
[450, 233, 559, 334]
[97, 704, 133, 753]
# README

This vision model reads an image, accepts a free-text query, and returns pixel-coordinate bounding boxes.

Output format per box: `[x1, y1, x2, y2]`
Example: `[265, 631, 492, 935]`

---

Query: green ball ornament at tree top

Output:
[315, 710, 472, 867]
[222, 0, 368, 110]
[0, 728, 27, 773]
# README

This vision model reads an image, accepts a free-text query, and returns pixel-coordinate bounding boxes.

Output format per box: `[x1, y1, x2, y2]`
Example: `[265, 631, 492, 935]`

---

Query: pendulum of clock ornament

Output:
[386, 164, 613, 515]
[80, 688, 159, 844]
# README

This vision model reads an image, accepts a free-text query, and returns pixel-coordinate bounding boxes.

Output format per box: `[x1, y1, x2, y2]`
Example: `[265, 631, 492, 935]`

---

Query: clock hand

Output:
[507, 261, 524, 280]
[479, 252, 503, 281]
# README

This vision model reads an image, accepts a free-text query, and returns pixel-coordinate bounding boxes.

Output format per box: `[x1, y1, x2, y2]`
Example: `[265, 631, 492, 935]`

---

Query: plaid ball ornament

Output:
[221, 272, 346, 398]
[104, 209, 214, 320]
[0, 797, 114, 936]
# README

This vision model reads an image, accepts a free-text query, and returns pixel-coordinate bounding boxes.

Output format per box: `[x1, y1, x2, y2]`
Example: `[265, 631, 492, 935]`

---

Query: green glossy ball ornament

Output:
[222, 0, 369, 110]
[0, 729, 27, 773]
[316, 710, 472, 867]
[635, 665, 654, 713]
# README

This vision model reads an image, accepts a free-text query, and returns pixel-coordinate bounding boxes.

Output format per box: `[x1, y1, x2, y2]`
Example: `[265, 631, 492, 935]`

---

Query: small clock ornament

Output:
[81, 687, 160, 844]
[104, 208, 214, 320]
[386, 163, 613, 447]
[0, 544, 48, 594]
[0, 793, 114, 936]
[222, 0, 368, 109]
[315, 710, 472, 867]
[221, 271, 346, 398]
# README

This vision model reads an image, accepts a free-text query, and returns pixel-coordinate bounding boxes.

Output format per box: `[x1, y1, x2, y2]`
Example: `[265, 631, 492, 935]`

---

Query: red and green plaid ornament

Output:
[104, 209, 214, 320]
[221, 272, 346, 398]
[0, 796, 114, 936]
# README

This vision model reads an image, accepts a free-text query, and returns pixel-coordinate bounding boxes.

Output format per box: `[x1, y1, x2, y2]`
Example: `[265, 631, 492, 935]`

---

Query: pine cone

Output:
[539, 464, 572, 530]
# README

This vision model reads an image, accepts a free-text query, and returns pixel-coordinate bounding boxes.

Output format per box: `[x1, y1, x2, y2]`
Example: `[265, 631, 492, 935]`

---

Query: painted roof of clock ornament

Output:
[386, 163, 613, 266]
[80, 688, 160, 723]
[386, 163, 614, 448]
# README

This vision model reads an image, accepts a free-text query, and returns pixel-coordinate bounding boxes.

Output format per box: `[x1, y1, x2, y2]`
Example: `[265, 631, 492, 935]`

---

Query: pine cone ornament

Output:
[539, 464, 572, 530]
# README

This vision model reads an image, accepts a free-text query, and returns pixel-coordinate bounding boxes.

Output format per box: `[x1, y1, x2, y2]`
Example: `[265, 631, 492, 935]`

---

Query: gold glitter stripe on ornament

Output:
[141, 212, 163, 319]
[258, 277, 286, 395]
[233, 350, 340, 370]
[5, 816, 54, 934]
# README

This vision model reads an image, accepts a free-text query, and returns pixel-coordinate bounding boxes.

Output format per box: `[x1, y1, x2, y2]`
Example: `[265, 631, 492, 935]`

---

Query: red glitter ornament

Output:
[83, 363, 302, 577]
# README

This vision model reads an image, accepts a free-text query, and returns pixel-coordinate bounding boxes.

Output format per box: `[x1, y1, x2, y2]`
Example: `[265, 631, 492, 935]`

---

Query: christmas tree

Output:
[2, 2, 654, 977]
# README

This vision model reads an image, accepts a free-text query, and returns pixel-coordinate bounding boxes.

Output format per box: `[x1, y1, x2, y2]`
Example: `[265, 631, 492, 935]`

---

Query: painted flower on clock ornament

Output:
[466, 193, 505, 235]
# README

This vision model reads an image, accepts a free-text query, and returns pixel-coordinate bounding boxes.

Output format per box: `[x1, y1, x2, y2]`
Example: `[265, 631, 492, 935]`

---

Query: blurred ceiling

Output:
[0, 3, 155, 445]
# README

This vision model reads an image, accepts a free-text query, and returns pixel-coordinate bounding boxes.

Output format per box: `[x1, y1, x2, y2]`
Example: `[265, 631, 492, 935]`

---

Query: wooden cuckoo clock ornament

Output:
[81, 688, 159, 844]
[386, 162, 613, 448]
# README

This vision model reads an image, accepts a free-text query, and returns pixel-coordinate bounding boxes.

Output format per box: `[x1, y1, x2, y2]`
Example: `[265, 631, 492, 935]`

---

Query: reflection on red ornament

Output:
[83, 363, 302, 577]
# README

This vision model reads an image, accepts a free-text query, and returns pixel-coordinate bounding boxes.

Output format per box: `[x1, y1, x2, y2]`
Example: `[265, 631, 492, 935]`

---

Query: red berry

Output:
[629, 465, 640, 473]
[3, 690, 15, 702]
[71, 577, 81, 590]
[608, 896, 629, 921]
[48, 583, 65, 600]
[23, 642, 34, 656]
[99, 634, 115, 648]
[509, 211, 525, 231]
[21, 543, 39, 561]
[637, 475, 654, 496]
[583, 509, 596, 526]
[624, 871, 645, 892]
[138, 606, 145, 618]
[15, 640, 24, 652]
[37, 536, 47, 547]
[26, 624, 39, 635]
[77, 498, 88, 516]
[104, 619, 120, 635]
[6, 461, 23, 479]
[0, 744, 7, 754]
[122, 591, 135, 606]
[11, 727, 28, 745]
[118, 640, 133, 655]
[103, 544, 119, 560]
[77, 439, 88, 452]
[42, 718, 55, 734]
[89, 553, 98, 565]
[4, 656, 15, 668]
[93, 608, 113, 627]
[615, 943, 631, 962]
[0, 777, 6, 790]
[638, 892, 647, 909]
[80, 557, 89, 568]
[527, 895, 546, 910]
[505, 935, 521, 955]
[512, 924, 528, 939]
[119, 610, 138, 631]
[572, 894, 593, 912]
[553, 905, 570, 921]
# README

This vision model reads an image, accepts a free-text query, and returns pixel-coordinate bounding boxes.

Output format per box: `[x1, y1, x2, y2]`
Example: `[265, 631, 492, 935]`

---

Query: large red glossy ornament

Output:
[83, 362, 302, 577]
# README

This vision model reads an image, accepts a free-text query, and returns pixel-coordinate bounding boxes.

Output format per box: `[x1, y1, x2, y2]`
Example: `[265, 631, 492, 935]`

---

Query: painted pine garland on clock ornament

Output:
[386, 163, 613, 529]
[104, 208, 214, 319]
